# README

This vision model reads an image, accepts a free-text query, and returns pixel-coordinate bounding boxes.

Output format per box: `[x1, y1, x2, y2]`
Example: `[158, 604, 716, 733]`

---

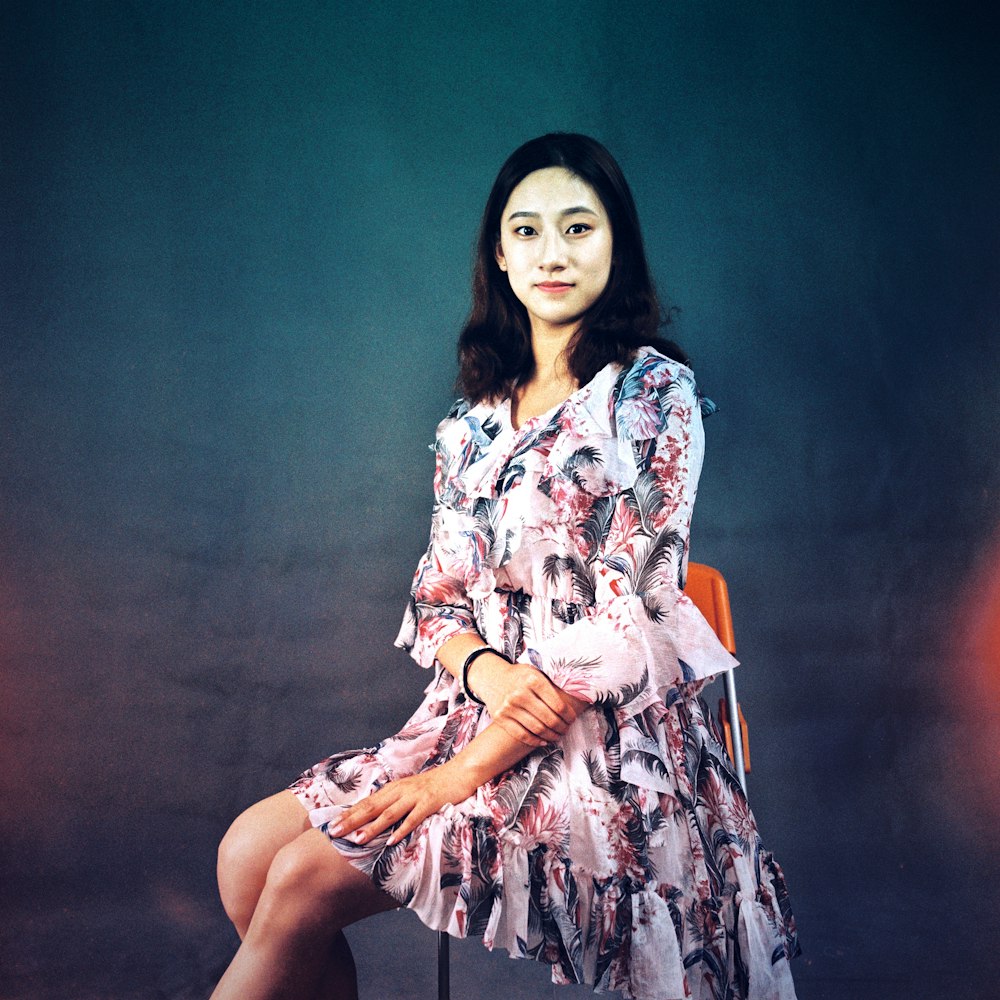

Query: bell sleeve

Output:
[395, 412, 482, 669]
[522, 364, 737, 718]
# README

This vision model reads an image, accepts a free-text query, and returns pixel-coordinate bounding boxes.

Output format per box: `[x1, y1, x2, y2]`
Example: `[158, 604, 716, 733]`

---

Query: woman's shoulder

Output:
[434, 395, 501, 445]
[608, 347, 707, 441]
[430, 395, 507, 487]
[616, 346, 695, 395]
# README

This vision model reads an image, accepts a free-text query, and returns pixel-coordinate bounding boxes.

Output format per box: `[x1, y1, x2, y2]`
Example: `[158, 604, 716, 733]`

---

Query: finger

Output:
[522, 693, 573, 734]
[329, 787, 397, 836]
[512, 713, 563, 743]
[501, 700, 566, 742]
[504, 690, 566, 731]
[525, 677, 577, 724]
[496, 715, 548, 748]
[352, 798, 414, 844]
[502, 672, 574, 727]
[338, 791, 407, 841]
[500, 689, 569, 732]
[386, 800, 435, 846]
[329, 808, 364, 837]
[329, 815, 362, 838]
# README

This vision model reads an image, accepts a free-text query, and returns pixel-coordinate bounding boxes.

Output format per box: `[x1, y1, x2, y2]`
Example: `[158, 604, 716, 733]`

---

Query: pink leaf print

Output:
[604, 495, 641, 567]
[516, 799, 567, 852]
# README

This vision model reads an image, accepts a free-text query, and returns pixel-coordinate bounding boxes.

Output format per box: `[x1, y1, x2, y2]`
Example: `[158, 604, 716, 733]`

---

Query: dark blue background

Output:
[3, 2, 998, 997]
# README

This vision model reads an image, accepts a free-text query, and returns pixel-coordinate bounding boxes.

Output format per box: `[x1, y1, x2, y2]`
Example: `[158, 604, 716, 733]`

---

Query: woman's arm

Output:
[326, 692, 583, 848]
[435, 632, 583, 746]
[515, 368, 736, 715]
[331, 632, 588, 847]
[394, 413, 481, 670]
[398, 410, 587, 745]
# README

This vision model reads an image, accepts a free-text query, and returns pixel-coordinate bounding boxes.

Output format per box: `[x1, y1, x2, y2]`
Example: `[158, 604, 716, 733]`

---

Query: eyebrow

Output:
[506, 206, 599, 221]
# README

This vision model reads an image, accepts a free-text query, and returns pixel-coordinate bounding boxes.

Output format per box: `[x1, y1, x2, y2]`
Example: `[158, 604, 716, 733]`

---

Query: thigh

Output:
[266, 827, 401, 929]
[224, 789, 313, 866]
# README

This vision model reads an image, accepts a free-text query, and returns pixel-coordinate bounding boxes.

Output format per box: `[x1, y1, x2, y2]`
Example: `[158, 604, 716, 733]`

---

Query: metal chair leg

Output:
[437, 930, 450, 1000]
[722, 668, 748, 793]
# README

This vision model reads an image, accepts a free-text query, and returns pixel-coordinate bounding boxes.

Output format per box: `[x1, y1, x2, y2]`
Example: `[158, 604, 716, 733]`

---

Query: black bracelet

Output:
[461, 646, 507, 706]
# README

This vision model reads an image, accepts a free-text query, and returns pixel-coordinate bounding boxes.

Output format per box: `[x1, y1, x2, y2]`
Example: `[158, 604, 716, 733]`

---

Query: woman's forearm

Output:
[327, 641, 587, 849]
[435, 631, 499, 686]
[436, 631, 587, 748]
[436, 633, 541, 782]
[326, 711, 559, 849]
[438, 635, 589, 791]
[443, 715, 540, 790]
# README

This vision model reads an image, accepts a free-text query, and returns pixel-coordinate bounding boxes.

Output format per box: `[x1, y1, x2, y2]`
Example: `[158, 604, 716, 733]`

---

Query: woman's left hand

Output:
[326, 762, 477, 847]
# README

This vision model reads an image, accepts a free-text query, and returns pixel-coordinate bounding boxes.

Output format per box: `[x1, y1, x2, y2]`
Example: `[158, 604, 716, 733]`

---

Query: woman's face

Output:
[495, 166, 613, 339]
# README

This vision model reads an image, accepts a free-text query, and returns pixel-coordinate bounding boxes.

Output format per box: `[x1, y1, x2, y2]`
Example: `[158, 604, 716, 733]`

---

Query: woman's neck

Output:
[526, 325, 576, 391]
[511, 325, 579, 428]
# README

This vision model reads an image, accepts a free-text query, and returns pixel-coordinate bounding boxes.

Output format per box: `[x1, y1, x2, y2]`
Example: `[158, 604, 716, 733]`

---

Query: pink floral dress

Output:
[291, 349, 800, 999]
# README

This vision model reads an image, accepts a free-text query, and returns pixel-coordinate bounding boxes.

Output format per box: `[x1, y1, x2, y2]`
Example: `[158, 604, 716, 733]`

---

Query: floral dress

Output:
[291, 348, 800, 1000]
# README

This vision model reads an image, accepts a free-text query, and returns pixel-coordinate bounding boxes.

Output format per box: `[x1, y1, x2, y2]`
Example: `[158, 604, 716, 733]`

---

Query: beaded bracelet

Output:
[461, 645, 508, 706]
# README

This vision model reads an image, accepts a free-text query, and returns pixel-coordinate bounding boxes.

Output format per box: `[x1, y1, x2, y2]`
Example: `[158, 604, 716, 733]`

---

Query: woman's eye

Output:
[514, 225, 537, 237]
[567, 223, 592, 235]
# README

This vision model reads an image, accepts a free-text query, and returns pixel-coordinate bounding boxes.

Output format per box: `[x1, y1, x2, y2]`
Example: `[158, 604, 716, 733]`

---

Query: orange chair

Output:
[436, 562, 748, 999]
[684, 562, 749, 789]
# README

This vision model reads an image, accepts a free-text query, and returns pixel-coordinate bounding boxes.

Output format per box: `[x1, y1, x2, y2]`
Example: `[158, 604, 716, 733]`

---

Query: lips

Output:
[536, 281, 573, 292]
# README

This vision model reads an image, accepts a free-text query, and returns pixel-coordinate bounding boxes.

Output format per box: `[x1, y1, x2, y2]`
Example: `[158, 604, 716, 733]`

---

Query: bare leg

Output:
[214, 790, 398, 1000]
[316, 931, 360, 1000]
[213, 827, 397, 1000]
[217, 790, 312, 939]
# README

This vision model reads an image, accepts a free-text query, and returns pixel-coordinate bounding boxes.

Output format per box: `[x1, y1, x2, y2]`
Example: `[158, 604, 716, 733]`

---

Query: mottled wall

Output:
[2, 2, 998, 997]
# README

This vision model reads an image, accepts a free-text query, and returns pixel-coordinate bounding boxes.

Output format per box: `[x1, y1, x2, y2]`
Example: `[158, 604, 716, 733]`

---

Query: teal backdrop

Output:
[2, 2, 998, 998]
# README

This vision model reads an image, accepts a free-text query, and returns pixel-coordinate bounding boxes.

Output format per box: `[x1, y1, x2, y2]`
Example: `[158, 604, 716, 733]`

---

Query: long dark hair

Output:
[457, 133, 687, 404]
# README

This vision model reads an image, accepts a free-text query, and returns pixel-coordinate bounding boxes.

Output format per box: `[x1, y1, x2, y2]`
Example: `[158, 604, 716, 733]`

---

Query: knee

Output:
[217, 811, 270, 935]
[254, 836, 352, 934]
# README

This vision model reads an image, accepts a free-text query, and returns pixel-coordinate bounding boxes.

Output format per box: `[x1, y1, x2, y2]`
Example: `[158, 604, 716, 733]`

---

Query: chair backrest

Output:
[684, 562, 736, 654]
[685, 561, 750, 780]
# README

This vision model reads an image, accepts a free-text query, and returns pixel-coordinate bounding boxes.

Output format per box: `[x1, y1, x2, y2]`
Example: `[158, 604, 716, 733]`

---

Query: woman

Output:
[213, 133, 800, 1000]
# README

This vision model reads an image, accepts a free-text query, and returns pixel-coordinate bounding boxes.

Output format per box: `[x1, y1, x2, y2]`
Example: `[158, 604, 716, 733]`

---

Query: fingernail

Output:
[328, 823, 343, 837]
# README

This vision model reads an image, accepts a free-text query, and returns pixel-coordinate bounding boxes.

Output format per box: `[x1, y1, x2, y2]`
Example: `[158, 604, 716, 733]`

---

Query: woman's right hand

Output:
[467, 653, 583, 747]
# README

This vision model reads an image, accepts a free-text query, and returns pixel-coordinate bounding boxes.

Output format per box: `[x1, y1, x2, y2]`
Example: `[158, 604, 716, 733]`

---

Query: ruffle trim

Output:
[394, 594, 479, 668]
[527, 590, 738, 718]
[297, 793, 796, 1000]
[439, 349, 701, 504]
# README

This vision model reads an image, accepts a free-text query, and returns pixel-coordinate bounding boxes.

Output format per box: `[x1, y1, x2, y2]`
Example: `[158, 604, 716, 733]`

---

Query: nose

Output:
[538, 230, 568, 270]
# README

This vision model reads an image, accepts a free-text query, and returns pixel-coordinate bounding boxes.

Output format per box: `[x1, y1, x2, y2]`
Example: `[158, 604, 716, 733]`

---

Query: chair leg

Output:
[437, 930, 450, 1000]
[722, 669, 748, 793]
